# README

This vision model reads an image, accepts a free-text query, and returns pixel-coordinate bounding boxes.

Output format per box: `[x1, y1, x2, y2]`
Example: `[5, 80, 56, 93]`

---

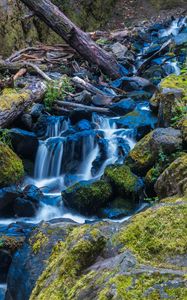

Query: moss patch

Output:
[0, 88, 30, 111]
[0, 142, 24, 186]
[116, 204, 187, 266]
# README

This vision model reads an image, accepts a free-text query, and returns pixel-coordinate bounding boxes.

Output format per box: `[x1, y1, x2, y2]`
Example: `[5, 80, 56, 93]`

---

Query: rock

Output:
[0, 186, 21, 217]
[23, 201, 187, 300]
[9, 128, 39, 161]
[104, 164, 144, 202]
[111, 76, 157, 94]
[181, 117, 187, 145]
[110, 98, 136, 115]
[75, 119, 91, 131]
[69, 110, 93, 125]
[30, 104, 45, 119]
[92, 94, 114, 107]
[155, 153, 187, 198]
[0, 250, 12, 282]
[13, 197, 38, 217]
[155, 74, 187, 127]
[127, 128, 182, 175]
[21, 114, 33, 130]
[6, 221, 74, 300]
[111, 42, 128, 59]
[113, 110, 158, 140]
[62, 180, 112, 215]
[74, 90, 92, 104]
[0, 143, 24, 187]
[23, 185, 44, 203]
[173, 32, 187, 46]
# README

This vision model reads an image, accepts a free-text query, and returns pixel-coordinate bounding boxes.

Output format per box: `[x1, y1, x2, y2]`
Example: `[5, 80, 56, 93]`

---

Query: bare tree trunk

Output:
[20, 0, 121, 79]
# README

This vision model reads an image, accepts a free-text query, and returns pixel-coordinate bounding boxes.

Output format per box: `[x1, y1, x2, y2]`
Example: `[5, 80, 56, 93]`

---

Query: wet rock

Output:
[0, 250, 12, 282]
[69, 110, 93, 124]
[74, 90, 92, 104]
[111, 76, 157, 94]
[62, 180, 112, 215]
[30, 104, 45, 119]
[0, 186, 21, 217]
[13, 198, 38, 217]
[6, 221, 76, 300]
[92, 94, 114, 107]
[113, 110, 157, 140]
[23, 185, 44, 204]
[111, 42, 128, 59]
[127, 127, 182, 175]
[155, 153, 187, 198]
[0, 143, 24, 187]
[110, 98, 136, 115]
[173, 32, 187, 46]
[75, 119, 91, 131]
[9, 128, 39, 161]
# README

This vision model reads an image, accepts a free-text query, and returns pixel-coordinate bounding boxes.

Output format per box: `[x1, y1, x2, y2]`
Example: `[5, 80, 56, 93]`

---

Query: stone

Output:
[30, 104, 45, 119]
[9, 128, 39, 161]
[111, 76, 157, 94]
[0, 186, 21, 217]
[127, 127, 182, 175]
[13, 197, 38, 217]
[0, 142, 24, 187]
[111, 42, 128, 59]
[21, 114, 33, 130]
[155, 153, 187, 198]
[110, 98, 136, 115]
[62, 180, 112, 215]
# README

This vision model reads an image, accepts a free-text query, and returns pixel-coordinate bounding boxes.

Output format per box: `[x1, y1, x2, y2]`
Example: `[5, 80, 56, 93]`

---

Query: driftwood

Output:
[20, 0, 121, 79]
[54, 100, 110, 114]
[0, 81, 46, 128]
[71, 77, 106, 96]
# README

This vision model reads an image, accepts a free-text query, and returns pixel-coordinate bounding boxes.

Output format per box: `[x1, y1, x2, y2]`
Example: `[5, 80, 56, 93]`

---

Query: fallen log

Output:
[20, 0, 121, 79]
[71, 77, 106, 96]
[0, 81, 46, 128]
[54, 100, 110, 114]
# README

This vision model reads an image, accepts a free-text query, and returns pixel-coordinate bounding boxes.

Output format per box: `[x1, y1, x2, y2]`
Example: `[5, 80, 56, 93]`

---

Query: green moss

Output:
[0, 142, 24, 186]
[30, 223, 107, 300]
[30, 231, 49, 254]
[127, 132, 154, 174]
[116, 204, 187, 266]
[150, 0, 186, 10]
[104, 165, 141, 197]
[99, 273, 187, 300]
[63, 180, 112, 214]
[0, 88, 30, 111]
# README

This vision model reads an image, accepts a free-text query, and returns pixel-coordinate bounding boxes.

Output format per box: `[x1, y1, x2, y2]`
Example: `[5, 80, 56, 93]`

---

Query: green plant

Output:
[144, 196, 159, 204]
[44, 76, 75, 110]
[0, 129, 12, 147]
[171, 105, 187, 126]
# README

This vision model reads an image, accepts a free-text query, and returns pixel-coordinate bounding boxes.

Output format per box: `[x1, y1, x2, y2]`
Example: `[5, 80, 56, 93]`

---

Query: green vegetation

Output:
[0, 88, 30, 111]
[0, 235, 24, 252]
[44, 76, 75, 110]
[0, 129, 12, 147]
[116, 204, 187, 265]
[30, 231, 49, 254]
[0, 142, 24, 186]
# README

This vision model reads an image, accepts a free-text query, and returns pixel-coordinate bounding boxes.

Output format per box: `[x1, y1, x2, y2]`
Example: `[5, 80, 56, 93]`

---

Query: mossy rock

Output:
[149, 0, 186, 10]
[153, 74, 187, 128]
[62, 180, 112, 215]
[155, 153, 187, 199]
[30, 223, 107, 300]
[127, 128, 182, 175]
[104, 164, 143, 201]
[0, 142, 24, 186]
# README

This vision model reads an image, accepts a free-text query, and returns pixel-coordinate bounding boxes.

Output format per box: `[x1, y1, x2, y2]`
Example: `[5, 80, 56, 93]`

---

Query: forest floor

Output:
[105, 0, 187, 30]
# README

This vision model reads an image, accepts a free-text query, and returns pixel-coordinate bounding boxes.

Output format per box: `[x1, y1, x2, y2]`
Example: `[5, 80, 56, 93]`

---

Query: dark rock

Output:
[111, 42, 128, 59]
[0, 186, 21, 217]
[111, 76, 157, 94]
[21, 114, 33, 130]
[75, 119, 91, 131]
[23, 185, 44, 204]
[110, 98, 136, 115]
[9, 128, 38, 161]
[0, 250, 12, 282]
[14, 198, 37, 217]
[30, 104, 45, 119]
[69, 110, 93, 125]
[74, 90, 92, 104]
[92, 94, 114, 107]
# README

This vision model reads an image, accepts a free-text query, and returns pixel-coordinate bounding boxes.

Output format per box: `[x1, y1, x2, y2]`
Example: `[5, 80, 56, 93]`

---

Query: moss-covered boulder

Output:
[151, 74, 187, 128]
[62, 180, 112, 215]
[155, 153, 187, 199]
[104, 164, 143, 201]
[0, 142, 24, 186]
[127, 127, 182, 175]
[25, 202, 187, 300]
[0, 88, 31, 111]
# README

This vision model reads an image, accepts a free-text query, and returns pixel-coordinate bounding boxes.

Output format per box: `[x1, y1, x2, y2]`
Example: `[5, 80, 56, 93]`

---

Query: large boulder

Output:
[127, 127, 182, 175]
[0, 186, 21, 217]
[15, 201, 186, 300]
[0, 142, 24, 187]
[155, 153, 187, 199]
[62, 180, 112, 215]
